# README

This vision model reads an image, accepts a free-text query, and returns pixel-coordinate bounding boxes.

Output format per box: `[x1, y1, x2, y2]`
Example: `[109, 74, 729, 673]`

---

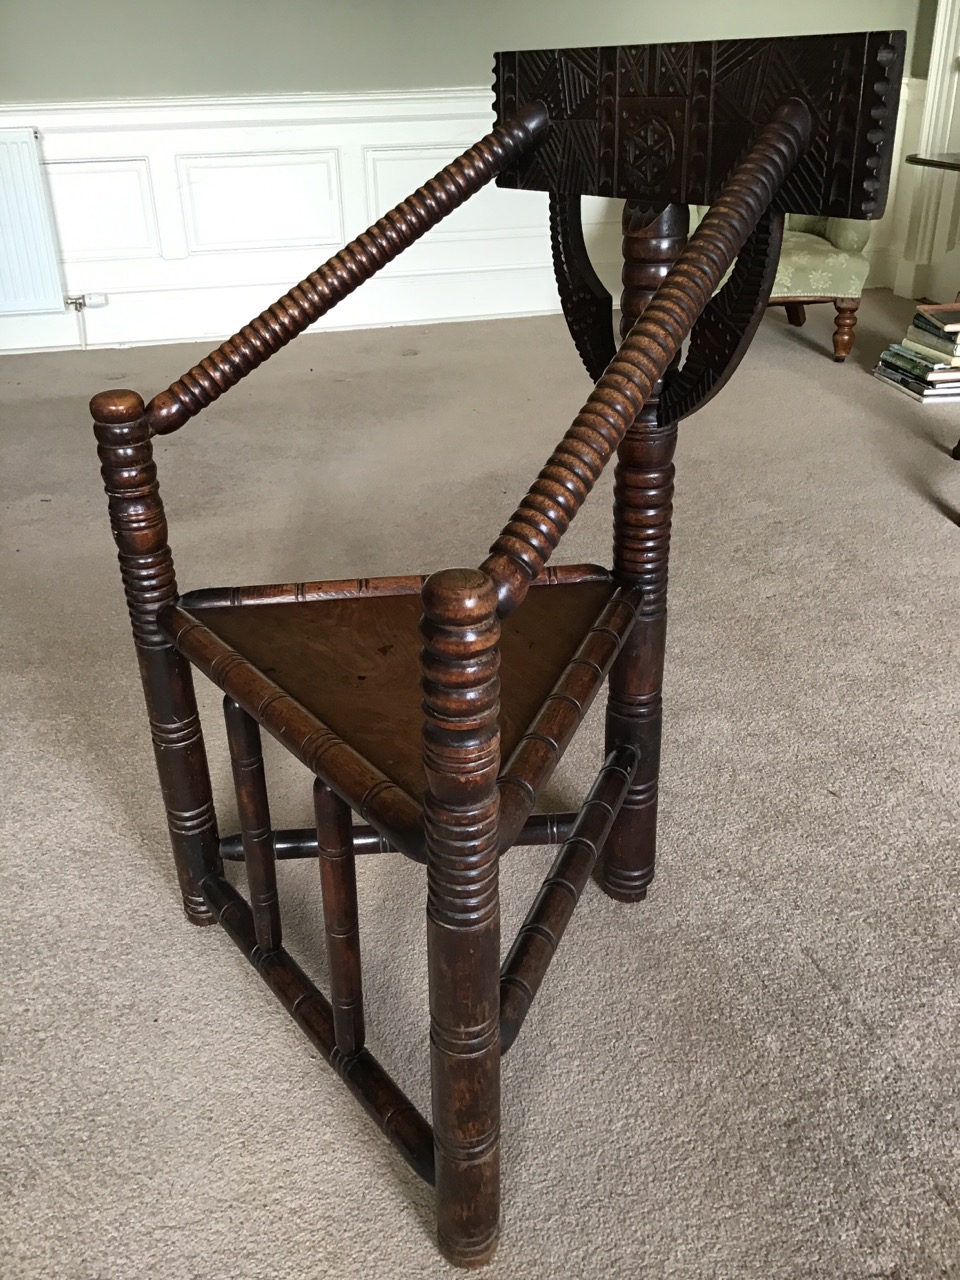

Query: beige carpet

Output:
[2, 290, 959, 1279]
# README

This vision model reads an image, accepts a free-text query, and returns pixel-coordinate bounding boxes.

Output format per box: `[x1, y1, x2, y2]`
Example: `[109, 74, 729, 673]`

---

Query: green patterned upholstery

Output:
[772, 218, 870, 298]
[689, 206, 869, 358]
[691, 208, 871, 299]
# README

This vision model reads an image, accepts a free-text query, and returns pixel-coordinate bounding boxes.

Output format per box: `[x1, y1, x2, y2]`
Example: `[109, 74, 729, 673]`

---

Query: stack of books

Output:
[874, 303, 960, 403]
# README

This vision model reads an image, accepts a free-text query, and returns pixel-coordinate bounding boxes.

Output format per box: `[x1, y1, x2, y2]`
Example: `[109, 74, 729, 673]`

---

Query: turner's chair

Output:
[92, 32, 903, 1268]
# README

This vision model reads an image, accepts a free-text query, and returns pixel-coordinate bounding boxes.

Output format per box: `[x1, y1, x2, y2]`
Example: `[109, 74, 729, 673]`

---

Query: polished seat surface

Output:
[185, 579, 617, 798]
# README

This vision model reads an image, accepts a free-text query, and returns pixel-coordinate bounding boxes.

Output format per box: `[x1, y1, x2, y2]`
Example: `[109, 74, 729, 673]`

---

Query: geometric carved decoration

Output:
[548, 193, 616, 382]
[495, 31, 906, 219]
[658, 207, 785, 424]
[619, 101, 684, 191]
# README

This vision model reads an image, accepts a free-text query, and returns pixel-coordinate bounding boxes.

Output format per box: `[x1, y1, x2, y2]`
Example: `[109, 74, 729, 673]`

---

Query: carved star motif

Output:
[623, 117, 675, 186]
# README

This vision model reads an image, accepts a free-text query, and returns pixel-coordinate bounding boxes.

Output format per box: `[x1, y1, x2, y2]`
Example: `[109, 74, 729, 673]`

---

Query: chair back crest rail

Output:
[89, 31, 907, 1269]
[517, 30, 904, 389]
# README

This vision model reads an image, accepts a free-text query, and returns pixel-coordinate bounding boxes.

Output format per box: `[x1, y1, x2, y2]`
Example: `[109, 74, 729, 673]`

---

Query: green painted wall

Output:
[912, 0, 938, 77]
[0, 0, 925, 103]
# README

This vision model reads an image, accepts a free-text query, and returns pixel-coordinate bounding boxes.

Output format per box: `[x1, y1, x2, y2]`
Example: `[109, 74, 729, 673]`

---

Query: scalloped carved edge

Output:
[549, 193, 616, 382]
[658, 208, 784, 425]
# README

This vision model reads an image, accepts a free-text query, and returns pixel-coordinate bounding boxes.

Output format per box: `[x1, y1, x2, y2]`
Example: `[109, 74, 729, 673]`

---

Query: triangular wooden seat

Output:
[180, 575, 618, 800]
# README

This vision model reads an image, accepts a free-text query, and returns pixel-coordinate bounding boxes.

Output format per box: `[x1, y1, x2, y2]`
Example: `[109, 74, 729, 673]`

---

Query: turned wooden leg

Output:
[92, 390, 222, 924]
[601, 203, 686, 903]
[833, 297, 859, 361]
[314, 780, 365, 1055]
[421, 569, 501, 1268]
[785, 302, 807, 326]
[224, 697, 280, 952]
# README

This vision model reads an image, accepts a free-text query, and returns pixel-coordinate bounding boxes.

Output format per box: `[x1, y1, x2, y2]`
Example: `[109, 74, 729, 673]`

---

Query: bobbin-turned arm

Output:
[481, 99, 812, 616]
[143, 104, 549, 437]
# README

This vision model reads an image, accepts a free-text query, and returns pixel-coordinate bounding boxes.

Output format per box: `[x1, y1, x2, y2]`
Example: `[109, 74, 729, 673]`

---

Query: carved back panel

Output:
[494, 32, 905, 219]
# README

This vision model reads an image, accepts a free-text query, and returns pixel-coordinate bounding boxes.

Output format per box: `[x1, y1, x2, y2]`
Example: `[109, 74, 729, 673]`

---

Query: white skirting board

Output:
[0, 80, 923, 354]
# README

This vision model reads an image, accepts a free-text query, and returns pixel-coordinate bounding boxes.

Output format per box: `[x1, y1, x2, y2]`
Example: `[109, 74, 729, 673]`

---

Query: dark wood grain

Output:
[181, 562, 610, 611]
[314, 780, 365, 1055]
[182, 581, 616, 802]
[92, 390, 222, 923]
[832, 298, 860, 361]
[494, 33, 904, 218]
[421, 570, 501, 1268]
[657, 208, 783, 425]
[784, 302, 807, 327]
[90, 36, 908, 1267]
[548, 193, 616, 381]
[219, 812, 577, 862]
[599, 202, 686, 903]
[202, 873, 434, 1182]
[500, 746, 638, 1053]
[497, 585, 642, 850]
[770, 295, 863, 360]
[182, 573, 428, 609]
[160, 602, 426, 860]
[223, 696, 281, 951]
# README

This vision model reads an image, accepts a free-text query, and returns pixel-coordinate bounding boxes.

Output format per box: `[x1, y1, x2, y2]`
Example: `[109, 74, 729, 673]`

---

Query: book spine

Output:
[880, 350, 960, 383]
[875, 364, 960, 399]
[877, 365, 928, 394]
[906, 325, 960, 354]
[911, 312, 944, 338]
[873, 368, 924, 401]
[880, 350, 935, 380]
[888, 342, 945, 367]
[903, 337, 960, 365]
[915, 306, 960, 333]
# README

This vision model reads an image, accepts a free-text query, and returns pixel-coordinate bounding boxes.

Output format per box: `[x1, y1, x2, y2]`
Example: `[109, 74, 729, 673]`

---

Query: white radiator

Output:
[0, 128, 64, 315]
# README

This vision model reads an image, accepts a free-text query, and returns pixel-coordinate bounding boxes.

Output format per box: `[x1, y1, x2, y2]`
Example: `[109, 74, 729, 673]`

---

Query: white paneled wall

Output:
[0, 89, 621, 353]
[177, 150, 343, 253]
[0, 80, 921, 353]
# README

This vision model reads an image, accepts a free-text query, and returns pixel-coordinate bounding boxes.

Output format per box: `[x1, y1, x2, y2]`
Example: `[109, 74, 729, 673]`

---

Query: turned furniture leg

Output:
[785, 302, 807, 326]
[833, 297, 860, 361]
[92, 390, 222, 924]
[223, 697, 281, 952]
[314, 780, 365, 1055]
[421, 569, 501, 1268]
[601, 203, 686, 902]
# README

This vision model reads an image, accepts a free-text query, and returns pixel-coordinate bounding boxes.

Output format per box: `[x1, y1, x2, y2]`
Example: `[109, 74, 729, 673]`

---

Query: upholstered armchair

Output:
[768, 215, 872, 359]
[693, 209, 871, 360]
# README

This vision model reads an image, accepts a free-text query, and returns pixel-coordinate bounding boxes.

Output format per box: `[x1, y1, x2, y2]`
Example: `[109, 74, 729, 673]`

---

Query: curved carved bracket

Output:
[549, 193, 617, 383]
[658, 208, 784, 426]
